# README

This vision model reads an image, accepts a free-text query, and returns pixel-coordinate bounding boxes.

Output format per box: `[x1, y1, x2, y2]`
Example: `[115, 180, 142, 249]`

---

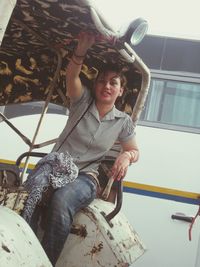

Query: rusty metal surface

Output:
[70, 224, 88, 238]
[56, 199, 146, 267]
[0, 188, 28, 214]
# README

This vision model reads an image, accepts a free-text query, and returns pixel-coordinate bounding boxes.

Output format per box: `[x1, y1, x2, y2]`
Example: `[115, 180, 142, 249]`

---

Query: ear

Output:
[118, 87, 124, 97]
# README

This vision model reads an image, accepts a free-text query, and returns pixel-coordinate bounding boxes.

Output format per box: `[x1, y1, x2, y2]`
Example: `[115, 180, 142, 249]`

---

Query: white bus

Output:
[123, 35, 200, 267]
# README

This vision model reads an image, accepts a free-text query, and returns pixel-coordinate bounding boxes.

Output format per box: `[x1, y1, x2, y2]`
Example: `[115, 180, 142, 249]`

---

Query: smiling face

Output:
[94, 71, 124, 106]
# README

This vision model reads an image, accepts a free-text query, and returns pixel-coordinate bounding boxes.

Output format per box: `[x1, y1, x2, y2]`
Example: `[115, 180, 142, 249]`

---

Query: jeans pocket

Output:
[78, 175, 97, 207]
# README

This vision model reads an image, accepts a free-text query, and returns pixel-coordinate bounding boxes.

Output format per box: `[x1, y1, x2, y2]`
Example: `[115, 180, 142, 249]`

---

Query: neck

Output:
[95, 101, 114, 119]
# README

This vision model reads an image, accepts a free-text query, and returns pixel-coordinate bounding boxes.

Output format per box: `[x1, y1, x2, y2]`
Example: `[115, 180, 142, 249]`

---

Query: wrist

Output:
[123, 150, 138, 164]
[123, 151, 132, 162]
[71, 49, 85, 65]
[74, 47, 87, 58]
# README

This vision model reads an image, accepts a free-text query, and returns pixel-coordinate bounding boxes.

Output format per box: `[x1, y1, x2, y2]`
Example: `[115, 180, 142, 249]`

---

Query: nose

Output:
[104, 81, 110, 89]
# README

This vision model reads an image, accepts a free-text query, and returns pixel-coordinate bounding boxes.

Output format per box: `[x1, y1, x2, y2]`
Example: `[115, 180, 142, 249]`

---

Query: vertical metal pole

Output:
[13, 19, 63, 183]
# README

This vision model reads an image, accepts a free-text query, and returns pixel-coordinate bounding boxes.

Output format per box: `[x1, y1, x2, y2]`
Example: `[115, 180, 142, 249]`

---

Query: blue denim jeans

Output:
[41, 172, 97, 265]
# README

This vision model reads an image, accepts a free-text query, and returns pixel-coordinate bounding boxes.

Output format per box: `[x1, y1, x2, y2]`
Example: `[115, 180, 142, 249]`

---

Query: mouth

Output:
[101, 90, 111, 97]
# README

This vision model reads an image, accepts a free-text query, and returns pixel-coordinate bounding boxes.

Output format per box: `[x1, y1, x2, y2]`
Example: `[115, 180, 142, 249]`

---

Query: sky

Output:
[1, 0, 200, 43]
[93, 0, 200, 41]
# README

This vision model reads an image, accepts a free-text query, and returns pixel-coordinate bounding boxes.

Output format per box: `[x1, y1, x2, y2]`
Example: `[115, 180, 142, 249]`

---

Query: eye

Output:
[97, 79, 105, 84]
[110, 80, 119, 86]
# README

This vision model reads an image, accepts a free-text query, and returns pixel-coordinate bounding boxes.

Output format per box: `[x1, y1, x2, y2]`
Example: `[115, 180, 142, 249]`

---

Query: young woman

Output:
[24, 32, 139, 266]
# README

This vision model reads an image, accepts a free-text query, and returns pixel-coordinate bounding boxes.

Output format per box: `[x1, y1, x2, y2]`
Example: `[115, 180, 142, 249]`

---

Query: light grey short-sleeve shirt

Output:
[52, 88, 135, 175]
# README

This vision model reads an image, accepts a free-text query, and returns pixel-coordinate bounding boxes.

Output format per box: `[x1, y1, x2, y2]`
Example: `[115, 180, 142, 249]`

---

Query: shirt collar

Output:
[89, 102, 125, 121]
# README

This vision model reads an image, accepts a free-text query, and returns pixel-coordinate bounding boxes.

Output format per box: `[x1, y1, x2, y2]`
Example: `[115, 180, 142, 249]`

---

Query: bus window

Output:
[140, 79, 200, 130]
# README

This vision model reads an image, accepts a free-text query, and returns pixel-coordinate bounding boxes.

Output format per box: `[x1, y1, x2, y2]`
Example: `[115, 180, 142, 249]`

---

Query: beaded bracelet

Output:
[124, 150, 137, 163]
[71, 56, 83, 65]
[123, 151, 132, 161]
[129, 151, 137, 163]
[73, 50, 86, 58]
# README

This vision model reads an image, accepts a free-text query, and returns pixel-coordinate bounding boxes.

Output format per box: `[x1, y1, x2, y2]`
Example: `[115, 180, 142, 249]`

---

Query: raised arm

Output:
[66, 32, 95, 100]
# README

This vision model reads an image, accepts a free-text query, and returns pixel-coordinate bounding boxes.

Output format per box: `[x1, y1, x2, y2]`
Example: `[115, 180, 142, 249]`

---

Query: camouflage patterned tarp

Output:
[0, 0, 141, 112]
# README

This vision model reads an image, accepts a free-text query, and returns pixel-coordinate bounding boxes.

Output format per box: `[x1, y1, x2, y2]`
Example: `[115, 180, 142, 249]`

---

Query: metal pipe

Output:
[103, 43, 151, 221]
[13, 19, 63, 182]
[105, 181, 123, 222]
[124, 42, 151, 125]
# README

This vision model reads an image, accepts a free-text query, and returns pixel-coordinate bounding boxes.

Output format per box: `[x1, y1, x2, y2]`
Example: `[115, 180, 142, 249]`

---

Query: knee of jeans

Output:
[49, 193, 74, 225]
[51, 187, 78, 215]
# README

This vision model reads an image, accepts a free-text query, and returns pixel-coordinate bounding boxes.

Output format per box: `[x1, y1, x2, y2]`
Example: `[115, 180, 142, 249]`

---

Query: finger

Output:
[110, 164, 117, 176]
[122, 166, 128, 178]
[118, 166, 128, 180]
[112, 165, 122, 179]
[116, 168, 125, 181]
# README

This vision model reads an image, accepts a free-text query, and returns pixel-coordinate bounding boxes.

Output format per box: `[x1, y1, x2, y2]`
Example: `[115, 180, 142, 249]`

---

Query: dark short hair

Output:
[96, 63, 127, 89]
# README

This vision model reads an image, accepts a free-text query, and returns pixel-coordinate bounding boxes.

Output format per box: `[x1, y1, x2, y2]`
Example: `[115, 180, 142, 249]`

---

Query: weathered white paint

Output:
[56, 199, 145, 267]
[0, 206, 52, 267]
